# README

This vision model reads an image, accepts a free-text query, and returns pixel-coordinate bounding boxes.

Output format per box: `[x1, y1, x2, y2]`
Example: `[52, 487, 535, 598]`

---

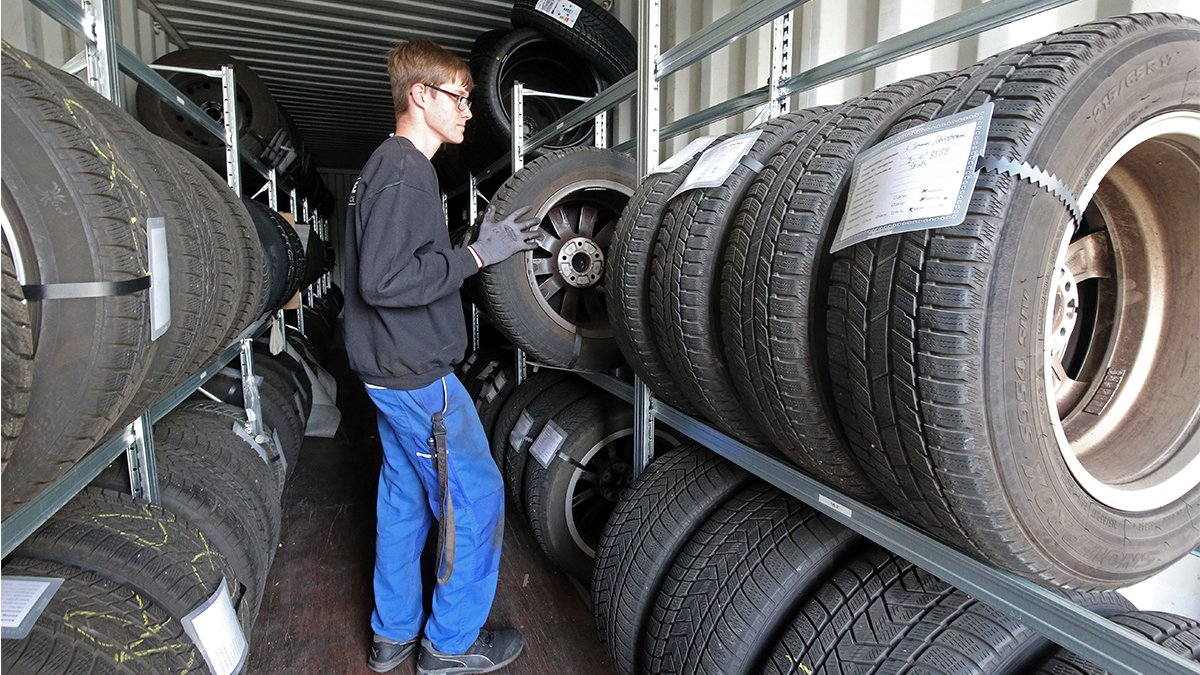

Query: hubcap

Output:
[1045, 110, 1200, 512]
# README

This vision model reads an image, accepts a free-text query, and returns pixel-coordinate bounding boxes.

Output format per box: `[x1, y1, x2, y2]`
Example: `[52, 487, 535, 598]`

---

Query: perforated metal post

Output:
[81, 0, 119, 103]
[632, 0, 663, 476]
[239, 338, 265, 441]
[511, 81, 526, 173]
[594, 110, 609, 149]
[468, 173, 481, 353]
[124, 415, 160, 504]
[221, 65, 242, 194]
[770, 12, 793, 117]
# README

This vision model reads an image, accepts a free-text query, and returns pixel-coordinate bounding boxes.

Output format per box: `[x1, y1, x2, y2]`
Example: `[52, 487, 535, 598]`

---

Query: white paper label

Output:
[676, 130, 763, 194]
[818, 494, 853, 519]
[483, 383, 499, 404]
[181, 579, 247, 675]
[492, 372, 508, 395]
[509, 411, 535, 450]
[650, 136, 717, 175]
[830, 103, 993, 253]
[535, 0, 582, 27]
[2, 577, 63, 639]
[147, 217, 171, 341]
[529, 421, 567, 468]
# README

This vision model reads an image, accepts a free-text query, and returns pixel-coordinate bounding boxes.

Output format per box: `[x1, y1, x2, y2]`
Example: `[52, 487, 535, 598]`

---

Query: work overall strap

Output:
[431, 378, 456, 584]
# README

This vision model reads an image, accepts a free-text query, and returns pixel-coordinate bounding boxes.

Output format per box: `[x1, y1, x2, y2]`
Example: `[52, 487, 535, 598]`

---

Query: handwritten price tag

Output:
[831, 103, 993, 252]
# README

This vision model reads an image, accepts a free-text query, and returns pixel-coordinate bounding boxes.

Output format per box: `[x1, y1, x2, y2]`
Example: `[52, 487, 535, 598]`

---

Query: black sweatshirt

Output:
[343, 135, 478, 390]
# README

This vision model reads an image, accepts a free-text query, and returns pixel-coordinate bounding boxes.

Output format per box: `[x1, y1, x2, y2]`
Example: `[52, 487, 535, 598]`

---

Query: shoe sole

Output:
[369, 646, 417, 673]
[416, 642, 524, 675]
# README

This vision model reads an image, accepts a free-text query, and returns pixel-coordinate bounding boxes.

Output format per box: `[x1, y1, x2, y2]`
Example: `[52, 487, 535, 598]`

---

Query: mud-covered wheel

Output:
[480, 147, 635, 370]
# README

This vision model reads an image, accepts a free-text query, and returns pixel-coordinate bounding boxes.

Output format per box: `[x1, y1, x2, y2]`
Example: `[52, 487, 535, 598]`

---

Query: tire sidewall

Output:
[986, 29, 1200, 582]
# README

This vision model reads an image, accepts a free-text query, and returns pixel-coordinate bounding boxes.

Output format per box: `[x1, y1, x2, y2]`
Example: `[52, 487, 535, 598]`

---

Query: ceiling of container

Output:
[152, 0, 511, 170]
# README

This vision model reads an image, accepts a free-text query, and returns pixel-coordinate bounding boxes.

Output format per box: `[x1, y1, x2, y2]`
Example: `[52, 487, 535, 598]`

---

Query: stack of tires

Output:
[3, 398, 294, 671]
[457, 346, 682, 583]
[0, 44, 307, 517]
[135, 48, 336, 216]
[603, 13, 1200, 592]
[437, 0, 636, 198]
[592, 445, 1200, 674]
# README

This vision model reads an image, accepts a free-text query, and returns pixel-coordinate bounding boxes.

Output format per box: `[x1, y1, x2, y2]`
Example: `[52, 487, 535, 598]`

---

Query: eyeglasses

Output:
[424, 83, 472, 112]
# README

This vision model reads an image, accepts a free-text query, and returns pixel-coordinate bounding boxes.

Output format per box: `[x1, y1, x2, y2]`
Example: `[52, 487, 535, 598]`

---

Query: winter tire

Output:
[825, 12, 1200, 589]
[592, 444, 750, 674]
[511, 0, 636, 82]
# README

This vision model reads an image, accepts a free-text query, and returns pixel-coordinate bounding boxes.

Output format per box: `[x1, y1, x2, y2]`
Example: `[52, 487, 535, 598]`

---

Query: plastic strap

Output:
[22, 275, 149, 301]
[739, 154, 765, 173]
[564, 331, 584, 370]
[978, 156, 1082, 226]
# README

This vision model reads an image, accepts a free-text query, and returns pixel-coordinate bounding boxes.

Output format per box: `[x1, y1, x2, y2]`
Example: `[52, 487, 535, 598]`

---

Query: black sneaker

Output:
[416, 629, 524, 674]
[368, 633, 419, 673]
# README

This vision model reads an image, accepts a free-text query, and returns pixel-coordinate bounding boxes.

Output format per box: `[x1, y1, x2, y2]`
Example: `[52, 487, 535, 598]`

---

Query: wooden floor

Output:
[247, 341, 616, 675]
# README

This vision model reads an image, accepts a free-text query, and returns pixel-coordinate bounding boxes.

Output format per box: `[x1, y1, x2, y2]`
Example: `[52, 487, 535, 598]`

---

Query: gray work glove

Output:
[469, 205, 540, 267]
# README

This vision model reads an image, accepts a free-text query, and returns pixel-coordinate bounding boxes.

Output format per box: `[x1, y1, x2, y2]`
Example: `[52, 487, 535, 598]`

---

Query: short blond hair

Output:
[388, 39, 472, 117]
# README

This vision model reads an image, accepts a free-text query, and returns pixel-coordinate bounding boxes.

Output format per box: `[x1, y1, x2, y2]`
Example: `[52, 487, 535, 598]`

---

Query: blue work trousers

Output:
[366, 374, 504, 653]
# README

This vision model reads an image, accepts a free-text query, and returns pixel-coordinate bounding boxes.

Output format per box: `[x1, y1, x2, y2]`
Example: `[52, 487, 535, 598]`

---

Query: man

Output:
[343, 38, 539, 674]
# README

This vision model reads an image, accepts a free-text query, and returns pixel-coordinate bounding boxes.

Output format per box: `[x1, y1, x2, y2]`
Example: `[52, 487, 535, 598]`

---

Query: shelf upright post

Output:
[81, 0, 120, 103]
[220, 64, 242, 195]
[512, 81, 528, 384]
[239, 338, 265, 441]
[770, 11, 792, 117]
[468, 172, 481, 353]
[267, 168, 287, 344]
[299, 196, 310, 333]
[632, 0, 663, 476]
[124, 415, 160, 504]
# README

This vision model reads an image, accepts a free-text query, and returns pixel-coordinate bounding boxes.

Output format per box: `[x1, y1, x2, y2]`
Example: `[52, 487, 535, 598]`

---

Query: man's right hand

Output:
[469, 206, 540, 267]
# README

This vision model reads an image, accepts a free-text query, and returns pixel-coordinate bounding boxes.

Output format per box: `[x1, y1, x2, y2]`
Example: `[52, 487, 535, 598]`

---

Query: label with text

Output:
[535, 0, 582, 28]
[676, 130, 763, 194]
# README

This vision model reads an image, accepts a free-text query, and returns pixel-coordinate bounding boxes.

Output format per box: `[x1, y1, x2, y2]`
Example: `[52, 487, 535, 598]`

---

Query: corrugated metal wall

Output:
[612, 0, 1199, 153]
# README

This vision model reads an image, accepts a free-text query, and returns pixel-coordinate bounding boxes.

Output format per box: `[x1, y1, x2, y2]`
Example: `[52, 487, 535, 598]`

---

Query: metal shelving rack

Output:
[502, 1, 1199, 673]
[1, 0, 296, 557]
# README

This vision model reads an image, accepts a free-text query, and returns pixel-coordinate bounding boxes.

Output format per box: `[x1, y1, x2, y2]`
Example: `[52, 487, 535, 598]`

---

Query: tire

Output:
[469, 27, 608, 171]
[604, 140, 721, 415]
[481, 147, 635, 370]
[592, 444, 751, 675]
[489, 369, 569, 468]
[511, 0, 636, 82]
[723, 78, 943, 500]
[642, 483, 861, 675]
[90, 417, 274, 621]
[650, 111, 826, 445]
[1, 235, 33, 464]
[1034, 611, 1200, 673]
[476, 364, 517, 440]
[2, 46, 155, 516]
[825, 12, 1200, 589]
[136, 48, 281, 172]
[40, 64, 229, 411]
[763, 545, 1133, 674]
[173, 398, 287, 497]
[252, 343, 313, 420]
[15, 487, 255, 635]
[523, 393, 682, 581]
[1, 557, 203, 673]
[244, 197, 306, 313]
[503, 377, 593, 521]
[167, 144, 267, 344]
[162, 400, 284, 549]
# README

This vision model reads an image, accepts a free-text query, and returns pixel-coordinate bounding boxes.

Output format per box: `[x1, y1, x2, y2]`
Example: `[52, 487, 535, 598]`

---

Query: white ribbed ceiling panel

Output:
[152, 0, 511, 169]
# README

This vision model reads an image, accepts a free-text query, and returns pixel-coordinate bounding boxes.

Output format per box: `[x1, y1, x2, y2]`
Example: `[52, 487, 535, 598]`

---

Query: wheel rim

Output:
[563, 429, 677, 558]
[1045, 110, 1200, 512]
[524, 179, 631, 336]
[497, 36, 605, 150]
[171, 76, 251, 148]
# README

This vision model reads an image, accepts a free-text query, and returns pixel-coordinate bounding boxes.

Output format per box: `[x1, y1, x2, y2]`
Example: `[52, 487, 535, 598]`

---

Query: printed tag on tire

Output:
[529, 421, 567, 468]
[830, 102, 992, 252]
[676, 130, 763, 195]
[650, 136, 717, 175]
[510, 410, 535, 450]
[182, 579, 248, 675]
[1, 576, 63, 639]
[536, 0, 582, 28]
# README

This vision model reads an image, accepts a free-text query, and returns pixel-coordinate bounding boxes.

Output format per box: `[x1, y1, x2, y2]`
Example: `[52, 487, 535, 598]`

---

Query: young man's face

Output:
[424, 80, 473, 146]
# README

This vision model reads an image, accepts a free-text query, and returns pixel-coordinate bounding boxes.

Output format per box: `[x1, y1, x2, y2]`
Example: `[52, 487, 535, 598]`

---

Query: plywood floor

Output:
[247, 340, 616, 675]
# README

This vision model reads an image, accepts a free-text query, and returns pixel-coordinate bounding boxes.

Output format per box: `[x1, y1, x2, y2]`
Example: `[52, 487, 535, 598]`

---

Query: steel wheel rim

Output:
[524, 179, 631, 336]
[1045, 110, 1200, 512]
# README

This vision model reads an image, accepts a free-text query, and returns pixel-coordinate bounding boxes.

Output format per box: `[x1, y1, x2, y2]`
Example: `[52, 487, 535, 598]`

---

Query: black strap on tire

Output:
[21, 275, 150, 300]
